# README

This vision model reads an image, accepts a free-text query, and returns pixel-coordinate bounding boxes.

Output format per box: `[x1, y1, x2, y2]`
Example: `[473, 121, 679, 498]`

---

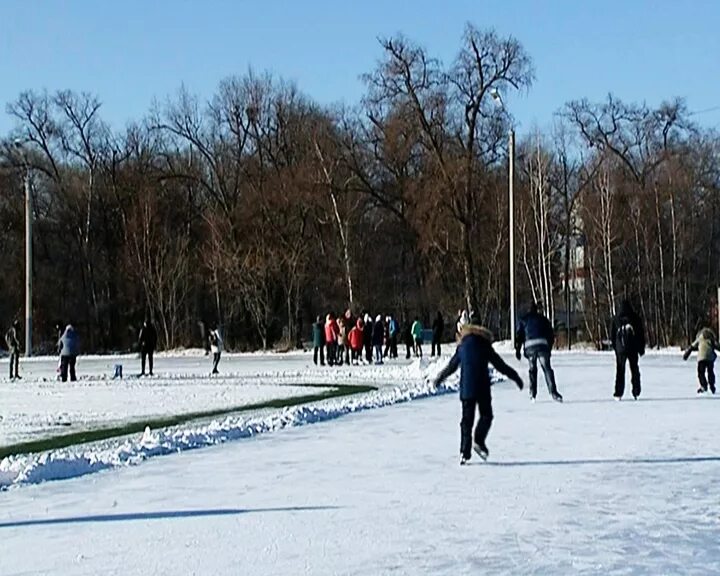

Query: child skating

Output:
[683, 327, 720, 394]
[433, 316, 524, 465]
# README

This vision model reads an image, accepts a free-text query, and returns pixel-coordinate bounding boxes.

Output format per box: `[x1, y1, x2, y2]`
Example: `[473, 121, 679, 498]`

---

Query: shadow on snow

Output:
[0, 505, 340, 529]
[485, 455, 720, 468]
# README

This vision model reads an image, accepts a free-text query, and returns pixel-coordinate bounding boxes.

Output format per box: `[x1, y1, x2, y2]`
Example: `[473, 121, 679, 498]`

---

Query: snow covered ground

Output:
[2, 350, 719, 575]
[0, 351, 415, 447]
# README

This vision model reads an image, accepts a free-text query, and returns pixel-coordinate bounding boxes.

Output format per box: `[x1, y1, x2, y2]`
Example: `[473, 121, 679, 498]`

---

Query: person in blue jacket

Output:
[57, 324, 80, 382]
[515, 302, 563, 403]
[434, 316, 524, 464]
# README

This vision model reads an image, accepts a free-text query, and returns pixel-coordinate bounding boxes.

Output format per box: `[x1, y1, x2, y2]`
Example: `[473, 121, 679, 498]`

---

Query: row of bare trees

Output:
[0, 24, 718, 352]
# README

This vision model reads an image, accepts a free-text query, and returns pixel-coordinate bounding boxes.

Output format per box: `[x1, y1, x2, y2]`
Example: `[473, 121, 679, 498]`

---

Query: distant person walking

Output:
[57, 324, 80, 382]
[683, 327, 719, 394]
[5, 320, 21, 380]
[209, 327, 223, 375]
[138, 319, 158, 376]
[611, 299, 646, 400]
[515, 302, 563, 403]
[431, 311, 444, 357]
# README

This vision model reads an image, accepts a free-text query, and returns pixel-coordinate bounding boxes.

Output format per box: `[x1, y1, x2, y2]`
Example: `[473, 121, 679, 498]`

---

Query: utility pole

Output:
[509, 129, 516, 350]
[24, 167, 32, 357]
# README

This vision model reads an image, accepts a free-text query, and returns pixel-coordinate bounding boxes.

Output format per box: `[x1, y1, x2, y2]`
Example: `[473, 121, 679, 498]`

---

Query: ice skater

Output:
[434, 316, 524, 465]
[683, 327, 719, 394]
[209, 327, 223, 375]
[5, 320, 21, 380]
[515, 302, 562, 402]
[611, 300, 646, 400]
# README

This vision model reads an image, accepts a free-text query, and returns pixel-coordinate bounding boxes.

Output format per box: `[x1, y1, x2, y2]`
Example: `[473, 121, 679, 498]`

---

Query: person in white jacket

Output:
[209, 327, 223, 375]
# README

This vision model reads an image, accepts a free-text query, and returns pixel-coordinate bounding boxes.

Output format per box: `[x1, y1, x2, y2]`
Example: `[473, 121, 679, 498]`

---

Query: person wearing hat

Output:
[5, 320, 21, 380]
[434, 315, 524, 464]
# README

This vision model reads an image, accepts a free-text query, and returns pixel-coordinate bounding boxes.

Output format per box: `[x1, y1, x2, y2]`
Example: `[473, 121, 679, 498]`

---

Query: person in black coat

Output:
[431, 311, 445, 357]
[372, 314, 385, 365]
[362, 313, 373, 364]
[403, 320, 413, 359]
[434, 317, 524, 464]
[138, 319, 158, 376]
[515, 302, 563, 402]
[611, 299, 646, 400]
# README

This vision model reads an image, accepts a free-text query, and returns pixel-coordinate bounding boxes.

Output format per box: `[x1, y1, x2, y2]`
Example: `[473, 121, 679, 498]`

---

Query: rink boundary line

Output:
[0, 383, 376, 460]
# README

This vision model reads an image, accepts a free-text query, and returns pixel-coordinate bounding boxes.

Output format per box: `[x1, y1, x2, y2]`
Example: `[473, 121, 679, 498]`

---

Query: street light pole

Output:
[24, 166, 32, 357]
[509, 129, 516, 350]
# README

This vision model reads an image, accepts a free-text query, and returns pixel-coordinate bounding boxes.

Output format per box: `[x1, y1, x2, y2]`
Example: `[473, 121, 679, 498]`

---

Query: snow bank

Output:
[0, 357, 503, 489]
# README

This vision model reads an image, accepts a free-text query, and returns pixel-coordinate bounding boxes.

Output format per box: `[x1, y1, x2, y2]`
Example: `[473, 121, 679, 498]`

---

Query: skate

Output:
[530, 396, 536, 403]
[460, 456, 470, 466]
[613, 395, 622, 401]
[473, 442, 489, 461]
[710, 385, 716, 395]
[551, 391, 563, 403]
[697, 387, 706, 394]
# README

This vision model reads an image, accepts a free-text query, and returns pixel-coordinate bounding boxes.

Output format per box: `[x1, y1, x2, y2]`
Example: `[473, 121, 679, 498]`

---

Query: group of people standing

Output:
[312, 310, 433, 367]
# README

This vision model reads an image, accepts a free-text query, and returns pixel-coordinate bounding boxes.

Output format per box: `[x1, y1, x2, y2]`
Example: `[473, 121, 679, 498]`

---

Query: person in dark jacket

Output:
[434, 317, 524, 464]
[431, 311, 445, 357]
[403, 320, 413, 359]
[362, 313, 373, 364]
[372, 314, 385, 365]
[312, 315, 325, 366]
[611, 299, 646, 400]
[515, 302, 563, 402]
[57, 324, 80, 382]
[199, 320, 210, 356]
[5, 320, 21, 379]
[138, 319, 158, 376]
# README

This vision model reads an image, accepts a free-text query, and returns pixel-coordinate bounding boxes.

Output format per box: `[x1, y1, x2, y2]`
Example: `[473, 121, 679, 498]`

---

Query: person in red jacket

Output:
[325, 313, 339, 366]
[349, 318, 364, 365]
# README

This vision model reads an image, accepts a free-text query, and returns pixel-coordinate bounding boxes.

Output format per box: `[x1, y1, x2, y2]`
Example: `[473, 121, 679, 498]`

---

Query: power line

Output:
[689, 105, 720, 116]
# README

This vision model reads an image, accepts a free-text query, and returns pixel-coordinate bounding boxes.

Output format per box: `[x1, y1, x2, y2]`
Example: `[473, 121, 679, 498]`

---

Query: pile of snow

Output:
[0, 357, 505, 489]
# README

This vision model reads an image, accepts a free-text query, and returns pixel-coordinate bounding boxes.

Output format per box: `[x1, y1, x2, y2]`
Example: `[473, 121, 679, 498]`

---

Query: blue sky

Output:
[1, 0, 719, 136]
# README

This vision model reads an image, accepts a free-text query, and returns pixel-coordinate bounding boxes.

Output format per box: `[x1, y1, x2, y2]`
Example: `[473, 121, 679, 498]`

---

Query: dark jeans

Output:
[431, 339, 441, 357]
[390, 336, 398, 359]
[405, 342, 412, 359]
[212, 352, 221, 374]
[326, 342, 337, 366]
[141, 350, 154, 375]
[414, 339, 423, 357]
[526, 349, 559, 398]
[313, 346, 325, 366]
[9, 348, 19, 378]
[374, 345, 383, 364]
[60, 355, 77, 382]
[460, 389, 494, 459]
[698, 360, 716, 391]
[364, 343, 372, 364]
[615, 352, 641, 398]
[351, 348, 361, 364]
